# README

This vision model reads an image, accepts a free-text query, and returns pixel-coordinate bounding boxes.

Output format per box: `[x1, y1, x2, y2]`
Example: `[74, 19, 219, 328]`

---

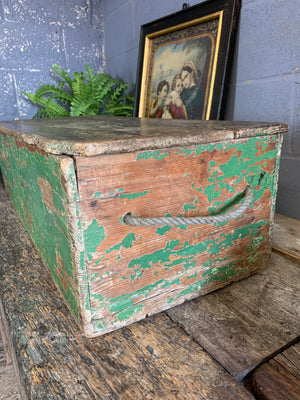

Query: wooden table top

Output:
[0, 177, 299, 400]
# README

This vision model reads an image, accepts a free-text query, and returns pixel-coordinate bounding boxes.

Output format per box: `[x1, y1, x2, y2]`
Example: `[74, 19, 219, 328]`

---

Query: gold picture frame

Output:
[135, 0, 241, 120]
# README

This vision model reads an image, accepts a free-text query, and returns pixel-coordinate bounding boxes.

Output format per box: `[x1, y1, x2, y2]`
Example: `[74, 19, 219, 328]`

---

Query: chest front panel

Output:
[76, 134, 281, 334]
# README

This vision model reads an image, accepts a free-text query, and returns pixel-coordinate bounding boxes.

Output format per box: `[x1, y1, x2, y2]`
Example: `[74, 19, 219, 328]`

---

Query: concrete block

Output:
[134, 0, 205, 49]
[0, 70, 48, 120]
[104, 2, 135, 60]
[106, 47, 138, 85]
[276, 156, 300, 220]
[63, 28, 104, 73]
[2, 0, 93, 27]
[90, 0, 103, 29]
[291, 77, 300, 155]
[0, 2, 4, 20]
[14, 70, 56, 119]
[103, 0, 130, 16]
[226, 76, 294, 155]
[0, 72, 18, 120]
[0, 22, 67, 70]
[230, 77, 293, 124]
[236, 0, 300, 81]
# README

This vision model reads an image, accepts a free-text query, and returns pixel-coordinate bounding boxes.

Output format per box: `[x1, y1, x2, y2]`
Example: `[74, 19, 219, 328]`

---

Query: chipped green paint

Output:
[271, 135, 283, 211]
[84, 219, 105, 261]
[183, 203, 197, 212]
[89, 134, 281, 331]
[137, 150, 169, 160]
[156, 226, 171, 236]
[0, 134, 80, 320]
[106, 232, 136, 254]
[202, 264, 237, 278]
[96, 320, 107, 330]
[0, 127, 283, 335]
[91, 232, 137, 267]
[216, 137, 279, 200]
[116, 304, 144, 321]
[167, 263, 249, 304]
[90, 272, 98, 282]
[127, 219, 267, 282]
[209, 160, 217, 169]
[183, 196, 198, 212]
[119, 190, 149, 200]
[177, 142, 224, 157]
[80, 251, 85, 270]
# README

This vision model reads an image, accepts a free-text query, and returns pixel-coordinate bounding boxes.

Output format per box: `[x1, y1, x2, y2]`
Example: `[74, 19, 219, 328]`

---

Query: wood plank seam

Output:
[166, 309, 237, 378]
[0, 300, 27, 400]
[242, 336, 300, 387]
[272, 246, 300, 265]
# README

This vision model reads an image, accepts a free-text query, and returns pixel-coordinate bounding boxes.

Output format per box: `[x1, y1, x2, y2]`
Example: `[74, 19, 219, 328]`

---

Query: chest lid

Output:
[0, 115, 288, 157]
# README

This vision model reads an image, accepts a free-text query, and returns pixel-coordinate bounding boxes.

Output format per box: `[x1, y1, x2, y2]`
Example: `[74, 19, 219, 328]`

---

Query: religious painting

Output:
[135, 0, 241, 120]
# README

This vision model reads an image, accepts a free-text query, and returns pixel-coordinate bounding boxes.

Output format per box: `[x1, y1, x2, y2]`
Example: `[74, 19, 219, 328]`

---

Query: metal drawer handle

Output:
[123, 186, 254, 227]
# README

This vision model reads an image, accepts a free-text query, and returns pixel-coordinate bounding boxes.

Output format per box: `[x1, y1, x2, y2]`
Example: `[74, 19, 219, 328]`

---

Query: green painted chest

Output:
[0, 116, 288, 337]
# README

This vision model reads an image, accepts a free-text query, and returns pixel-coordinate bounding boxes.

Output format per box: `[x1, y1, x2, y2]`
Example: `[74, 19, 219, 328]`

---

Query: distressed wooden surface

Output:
[167, 251, 300, 381]
[0, 133, 84, 325]
[77, 134, 282, 336]
[0, 179, 255, 400]
[0, 117, 285, 337]
[0, 115, 288, 156]
[251, 342, 300, 400]
[273, 213, 300, 263]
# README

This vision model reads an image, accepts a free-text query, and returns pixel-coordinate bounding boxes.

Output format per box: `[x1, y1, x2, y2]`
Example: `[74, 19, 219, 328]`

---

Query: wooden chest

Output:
[0, 116, 288, 337]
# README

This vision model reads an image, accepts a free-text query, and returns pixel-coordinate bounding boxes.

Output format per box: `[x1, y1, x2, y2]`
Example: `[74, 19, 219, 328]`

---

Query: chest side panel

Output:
[76, 134, 282, 335]
[0, 133, 82, 321]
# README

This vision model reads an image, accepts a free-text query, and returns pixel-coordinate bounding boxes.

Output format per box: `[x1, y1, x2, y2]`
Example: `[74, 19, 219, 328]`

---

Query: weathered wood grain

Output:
[252, 342, 300, 400]
[0, 180, 255, 400]
[0, 117, 285, 337]
[76, 134, 282, 335]
[0, 133, 85, 326]
[0, 115, 288, 156]
[0, 300, 25, 400]
[167, 252, 300, 381]
[273, 213, 300, 264]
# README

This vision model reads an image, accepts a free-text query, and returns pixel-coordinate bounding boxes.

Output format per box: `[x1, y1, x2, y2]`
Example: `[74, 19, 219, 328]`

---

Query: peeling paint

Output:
[137, 150, 169, 160]
[0, 134, 80, 319]
[119, 190, 149, 200]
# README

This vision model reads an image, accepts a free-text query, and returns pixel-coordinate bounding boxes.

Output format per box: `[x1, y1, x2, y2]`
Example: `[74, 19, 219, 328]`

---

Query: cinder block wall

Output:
[0, 0, 104, 120]
[103, 0, 300, 220]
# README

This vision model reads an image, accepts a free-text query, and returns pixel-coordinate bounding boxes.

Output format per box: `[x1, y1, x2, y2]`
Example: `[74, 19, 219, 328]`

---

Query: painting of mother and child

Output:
[149, 36, 213, 120]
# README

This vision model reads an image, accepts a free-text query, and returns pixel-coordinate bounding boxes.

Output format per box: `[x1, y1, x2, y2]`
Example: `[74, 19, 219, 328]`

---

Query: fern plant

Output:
[22, 64, 135, 118]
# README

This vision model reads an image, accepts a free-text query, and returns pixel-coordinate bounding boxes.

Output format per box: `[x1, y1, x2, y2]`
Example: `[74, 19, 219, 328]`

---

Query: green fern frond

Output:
[93, 73, 115, 105]
[34, 96, 69, 117]
[84, 64, 98, 99]
[22, 63, 135, 119]
[70, 97, 97, 116]
[103, 103, 135, 117]
[52, 64, 73, 88]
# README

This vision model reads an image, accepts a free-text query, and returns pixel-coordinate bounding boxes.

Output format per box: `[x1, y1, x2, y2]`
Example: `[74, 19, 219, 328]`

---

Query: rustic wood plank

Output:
[273, 213, 300, 264]
[167, 252, 300, 381]
[0, 179, 254, 400]
[252, 342, 300, 400]
[0, 300, 25, 400]
[75, 134, 280, 335]
[0, 115, 288, 156]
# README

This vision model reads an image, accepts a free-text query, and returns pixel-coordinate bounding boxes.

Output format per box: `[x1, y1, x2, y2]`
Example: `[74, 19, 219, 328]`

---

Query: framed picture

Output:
[134, 0, 241, 120]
